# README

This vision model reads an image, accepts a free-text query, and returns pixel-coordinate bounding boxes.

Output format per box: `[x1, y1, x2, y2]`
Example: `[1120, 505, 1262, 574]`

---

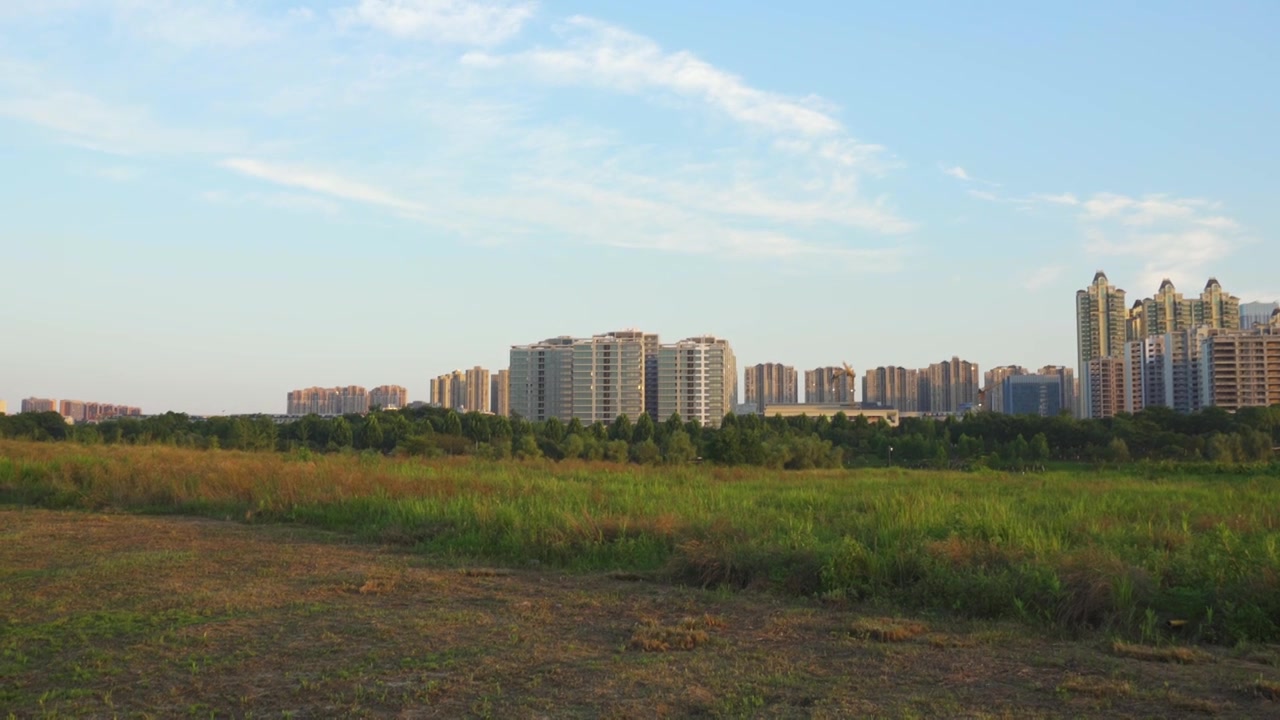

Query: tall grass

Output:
[2, 440, 1277, 643]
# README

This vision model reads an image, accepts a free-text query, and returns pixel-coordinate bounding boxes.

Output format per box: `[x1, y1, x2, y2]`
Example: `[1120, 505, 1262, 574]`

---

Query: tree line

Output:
[2, 404, 1278, 468]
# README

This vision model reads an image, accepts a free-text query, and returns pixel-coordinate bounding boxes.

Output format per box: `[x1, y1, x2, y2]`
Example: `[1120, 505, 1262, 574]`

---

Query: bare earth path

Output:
[2, 508, 1277, 719]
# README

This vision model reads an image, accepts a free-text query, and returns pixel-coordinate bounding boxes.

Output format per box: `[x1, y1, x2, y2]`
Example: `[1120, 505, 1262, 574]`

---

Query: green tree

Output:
[1029, 433, 1051, 462]
[515, 434, 542, 460]
[633, 413, 655, 443]
[629, 439, 661, 465]
[662, 430, 697, 464]
[605, 439, 630, 463]
[608, 414, 634, 443]
[330, 417, 353, 449]
[562, 433, 585, 460]
[360, 416, 384, 452]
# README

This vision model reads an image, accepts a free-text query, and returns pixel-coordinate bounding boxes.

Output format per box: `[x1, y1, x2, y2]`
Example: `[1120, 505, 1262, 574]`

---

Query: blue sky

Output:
[2, 0, 1277, 415]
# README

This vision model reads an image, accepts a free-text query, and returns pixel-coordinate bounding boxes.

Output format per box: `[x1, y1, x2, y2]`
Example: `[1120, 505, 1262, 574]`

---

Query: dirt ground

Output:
[2, 507, 1278, 719]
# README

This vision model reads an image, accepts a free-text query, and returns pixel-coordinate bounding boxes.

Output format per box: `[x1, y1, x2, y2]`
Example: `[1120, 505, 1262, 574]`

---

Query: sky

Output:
[2, 0, 1278, 415]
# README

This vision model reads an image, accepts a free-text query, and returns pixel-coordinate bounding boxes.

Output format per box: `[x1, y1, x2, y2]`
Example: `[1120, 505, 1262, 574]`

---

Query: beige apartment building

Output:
[430, 371, 467, 411]
[1129, 278, 1240, 338]
[0, 400, 6, 415]
[804, 367, 855, 404]
[760, 403, 900, 427]
[1199, 317, 1280, 411]
[604, 329, 660, 419]
[744, 363, 798, 409]
[862, 366, 921, 411]
[1085, 357, 1125, 419]
[1077, 272, 1129, 418]
[490, 369, 510, 416]
[656, 335, 737, 428]
[21, 397, 58, 413]
[287, 386, 369, 415]
[464, 367, 489, 414]
[369, 385, 408, 410]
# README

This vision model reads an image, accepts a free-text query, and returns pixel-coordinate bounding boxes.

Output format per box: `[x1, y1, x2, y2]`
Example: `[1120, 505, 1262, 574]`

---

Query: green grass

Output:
[2, 440, 1279, 643]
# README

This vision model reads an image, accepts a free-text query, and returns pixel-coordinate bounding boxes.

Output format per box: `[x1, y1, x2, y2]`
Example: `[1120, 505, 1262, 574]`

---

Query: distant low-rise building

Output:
[369, 385, 408, 410]
[21, 397, 58, 413]
[760, 403, 900, 428]
[286, 386, 369, 416]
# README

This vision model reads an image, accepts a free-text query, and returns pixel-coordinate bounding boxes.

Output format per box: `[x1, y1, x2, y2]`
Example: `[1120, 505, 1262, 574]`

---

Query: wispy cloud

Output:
[942, 165, 971, 181]
[119, 0, 275, 48]
[0, 68, 243, 156]
[219, 158, 425, 215]
[339, 0, 536, 45]
[1021, 264, 1064, 291]
[462, 16, 846, 138]
[200, 189, 342, 216]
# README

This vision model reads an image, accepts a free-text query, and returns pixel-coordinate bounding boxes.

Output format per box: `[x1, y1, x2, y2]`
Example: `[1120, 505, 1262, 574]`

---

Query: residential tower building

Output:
[656, 335, 737, 428]
[490, 370, 510, 416]
[369, 385, 408, 410]
[804, 367, 855, 404]
[744, 363, 798, 409]
[508, 336, 575, 422]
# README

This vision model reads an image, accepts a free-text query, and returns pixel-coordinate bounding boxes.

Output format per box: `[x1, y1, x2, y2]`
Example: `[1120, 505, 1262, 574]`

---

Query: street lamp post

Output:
[888, 445, 894, 466]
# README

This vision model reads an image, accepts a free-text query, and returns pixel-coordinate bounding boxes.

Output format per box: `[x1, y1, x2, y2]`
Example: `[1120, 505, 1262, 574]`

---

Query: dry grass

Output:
[1251, 677, 1280, 701]
[1057, 674, 1133, 697]
[4, 509, 1276, 719]
[850, 617, 929, 643]
[1166, 692, 1231, 715]
[628, 616, 717, 652]
[1112, 641, 1214, 664]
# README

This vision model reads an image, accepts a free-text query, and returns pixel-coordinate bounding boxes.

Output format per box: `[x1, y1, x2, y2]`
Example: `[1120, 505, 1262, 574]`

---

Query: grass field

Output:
[1, 440, 1279, 648]
[4, 508, 1280, 718]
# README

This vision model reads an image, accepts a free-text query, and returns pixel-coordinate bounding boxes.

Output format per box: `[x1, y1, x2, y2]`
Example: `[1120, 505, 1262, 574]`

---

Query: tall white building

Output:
[657, 335, 737, 428]
[571, 332, 647, 424]
[508, 337, 575, 422]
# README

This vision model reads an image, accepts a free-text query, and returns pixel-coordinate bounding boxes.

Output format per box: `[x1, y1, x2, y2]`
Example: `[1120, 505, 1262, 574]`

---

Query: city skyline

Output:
[2, 2, 1278, 415]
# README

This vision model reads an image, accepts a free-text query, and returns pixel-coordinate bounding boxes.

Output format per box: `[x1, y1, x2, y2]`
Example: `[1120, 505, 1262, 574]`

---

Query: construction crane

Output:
[831, 362, 855, 383]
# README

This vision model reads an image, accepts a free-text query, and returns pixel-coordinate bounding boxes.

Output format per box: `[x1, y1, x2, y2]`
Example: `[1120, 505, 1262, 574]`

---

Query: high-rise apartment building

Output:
[287, 386, 369, 415]
[744, 363, 798, 409]
[1036, 366, 1076, 417]
[0, 400, 6, 415]
[924, 357, 979, 413]
[464, 367, 490, 415]
[656, 335, 737, 428]
[1002, 375, 1063, 417]
[862, 366, 922, 411]
[21, 397, 58, 413]
[59, 400, 86, 422]
[369, 385, 408, 410]
[430, 371, 467, 411]
[570, 332, 647, 424]
[1198, 316, 1280, 411]
[1123, 330, 1206, 414]
[603, 329, 660, 419]
[491, 370, 510, 416]
[1085, 357, 1125, 419]
[1129, 278, 1241, 338]
[1241, 301, 1280, 329]
[805, 367, 855, 404]
[981, 365, 1028, 413]
[509, 336, 575, 422]
[1077, 272, 1128, 419]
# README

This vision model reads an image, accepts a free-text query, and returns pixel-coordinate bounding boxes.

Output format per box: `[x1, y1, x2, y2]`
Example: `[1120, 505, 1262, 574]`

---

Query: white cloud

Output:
[1020, 265, 1064, 291]
[219, 158, 426, 215]
[1031, 192, 1079, 206]
[339, 0, 535, 45]
[118, 0, 274, 48]
[942, 165, 970, 181]
[462, 16, 845, 138]
[0, 75, 243, 156]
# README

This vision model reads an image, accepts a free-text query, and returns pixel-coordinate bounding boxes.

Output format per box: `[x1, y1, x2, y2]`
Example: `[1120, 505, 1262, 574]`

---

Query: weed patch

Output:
[850, 617, 928, 643]
[628, 616, 719, 652]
